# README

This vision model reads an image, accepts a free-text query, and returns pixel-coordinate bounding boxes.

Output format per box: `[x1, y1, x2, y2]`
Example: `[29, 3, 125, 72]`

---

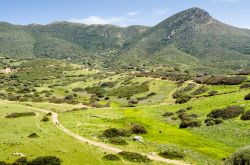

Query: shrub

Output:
[103, 154, 120, 161]
[186, 106, 193, 110]
[118, 151, 150, 163]
[108, 137, 128, 145]
[205, 117, 224, 126]
[5, 112, 36, 118]
[128, 98, 139, 105]
[207, 106, 245, 120]
[179, 119, 201, 128]
[72, 87, 85, 92]
[15, 157, 28, 164]
[240, 84, 250, 89]
[102, 128, 131, 138]
[41, 116, 49, 122]
[224, 146, 250, 165]
[28, 133, 39, 138]
[208, 90, 218, 96]
[176, 109, 186, 114]
[28, 156, 61, 165]
[244, 93, 250, 100]
[131, 124, 147, 134]
[241, 110, 250, 120]
[162, 112, 175, 117]
[202, 76, 247, 85]
[175, 95, 191, 104]
[192, 86, 208, 95]
[171, 116, 179, 120]
[159, 149, 185, 159]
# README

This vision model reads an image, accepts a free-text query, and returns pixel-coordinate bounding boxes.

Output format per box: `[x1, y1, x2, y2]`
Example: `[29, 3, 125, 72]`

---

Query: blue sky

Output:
[0, 0, 249, 28]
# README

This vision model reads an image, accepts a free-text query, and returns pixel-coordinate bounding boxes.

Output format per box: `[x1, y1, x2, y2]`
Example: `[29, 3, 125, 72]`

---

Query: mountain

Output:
[1, 7, 250, 73]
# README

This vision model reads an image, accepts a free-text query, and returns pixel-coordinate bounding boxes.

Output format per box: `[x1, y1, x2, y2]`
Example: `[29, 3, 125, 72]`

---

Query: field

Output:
[0, 58, 250, 165]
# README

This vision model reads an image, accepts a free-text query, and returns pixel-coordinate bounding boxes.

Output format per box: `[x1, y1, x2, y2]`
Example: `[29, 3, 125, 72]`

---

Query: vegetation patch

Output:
[224, 146, 250, 165]
[207, 105, 245, 120]
[5, 112, 36, 118]
[108, 137, 128, 145]
[103, 154, 120, 161]
[118, 151, 150, 163]
[159, 149, 185, 159]
[162, 112, 175, 117]
[28, 133, 39, 138]
[102, 128, 131, 138]
[131, 124, 147, 134]
[205, 117, 224, 126]
[41, 116, 49, 122]
[240, 110, 250, 120]
[179, 119, 201, 128]
[244, 93, 250, 100]
[0, 156, 61, 165]
[198, 76, 247, 85]
[108, 84, 149, 98]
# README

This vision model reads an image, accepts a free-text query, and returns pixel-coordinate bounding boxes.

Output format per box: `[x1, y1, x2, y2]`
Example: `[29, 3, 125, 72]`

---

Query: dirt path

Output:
[24, 106, 190, 165]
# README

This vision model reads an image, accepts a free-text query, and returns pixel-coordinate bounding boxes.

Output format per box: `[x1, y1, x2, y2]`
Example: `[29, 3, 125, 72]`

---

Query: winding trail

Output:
[24, 106, 190, 165]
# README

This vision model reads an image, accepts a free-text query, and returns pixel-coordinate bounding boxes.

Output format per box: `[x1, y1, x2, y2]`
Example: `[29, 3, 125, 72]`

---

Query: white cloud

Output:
[68, 16, 125, 25]
[127, 11, 139, 17]
[152, 9, 168, 16]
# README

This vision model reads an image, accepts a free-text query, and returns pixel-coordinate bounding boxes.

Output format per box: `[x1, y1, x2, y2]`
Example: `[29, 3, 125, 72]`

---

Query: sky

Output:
[0, 0, 249, 29]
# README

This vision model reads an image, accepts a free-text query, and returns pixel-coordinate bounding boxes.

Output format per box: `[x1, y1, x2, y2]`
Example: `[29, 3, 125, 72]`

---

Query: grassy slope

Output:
[0, 102, 139, 165]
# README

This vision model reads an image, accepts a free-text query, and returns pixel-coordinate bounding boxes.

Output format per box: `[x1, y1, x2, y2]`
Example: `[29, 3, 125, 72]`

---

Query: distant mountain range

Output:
[1, 7, 250, 73]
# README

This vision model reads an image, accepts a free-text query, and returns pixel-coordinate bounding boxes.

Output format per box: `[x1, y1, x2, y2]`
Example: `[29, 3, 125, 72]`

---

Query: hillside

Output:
[1, 7, 250, 73]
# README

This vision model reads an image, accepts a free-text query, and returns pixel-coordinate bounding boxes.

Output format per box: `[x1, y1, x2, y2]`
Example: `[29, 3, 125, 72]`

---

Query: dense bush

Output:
[159, 149, 185, 159]
[162, 112, 175, 117]
[240, 84, 250, 89]
[28, 133, 39, 138]
[208, 90, 218, 96]
[103, 154, 120, 161]
[131, 124, 147, 134]
[205, 117, 224, 126]
[241, 110, 250, 120]
[5, 112, 36, 118]
[0, 156, 62, 165]
[175, 95, 191, 104]
[28, 156, 61, 165]
[224, 146, 250, 165]
[72, 87, 85, 92]
[118, 151, 150, 163]
[207, 106, 245, 120]
[179, 119, 201, 128]
[201, 76, 247, 85]
[244, 93, 250, 100]
[108, 137, 128, 145]
[41, 116, 49, 122]
[192, 86, 208, 95]
[102, 128, 131, 138]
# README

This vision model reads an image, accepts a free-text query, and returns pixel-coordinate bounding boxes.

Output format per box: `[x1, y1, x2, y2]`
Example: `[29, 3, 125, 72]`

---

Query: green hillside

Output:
[1, 7, 250, 73]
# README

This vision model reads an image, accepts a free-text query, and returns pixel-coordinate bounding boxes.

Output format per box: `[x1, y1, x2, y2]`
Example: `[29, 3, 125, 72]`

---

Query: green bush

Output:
[108, 137, 128, 145]
[202, 76, 247, 85]
[159, 149, 185, 159]
[179, 119, 201, 128]
[102, 128, 131, 138]
[41, 116, 49, 122]
[108, 84, 149, 98]
[28, 133, 39, 138]
[207, 105, 245, 120]
[240, 84, 250, 89]
[5, 112, 36, 118]
[244, 93, 250, 100]
[192, 86, 208, 95]
[205, 117, 224, 126]
[175, 95, 191, 104]
[131, 124, 147, 134]
[224, 146, 250, 165]
[208, 90, 218, 96]
[103, 154, 120, 161]
[118, 151, 150, 163]
[28, 156, 61, 165]
[162, 112, 175, 117]
[241, 110, 250, 120]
